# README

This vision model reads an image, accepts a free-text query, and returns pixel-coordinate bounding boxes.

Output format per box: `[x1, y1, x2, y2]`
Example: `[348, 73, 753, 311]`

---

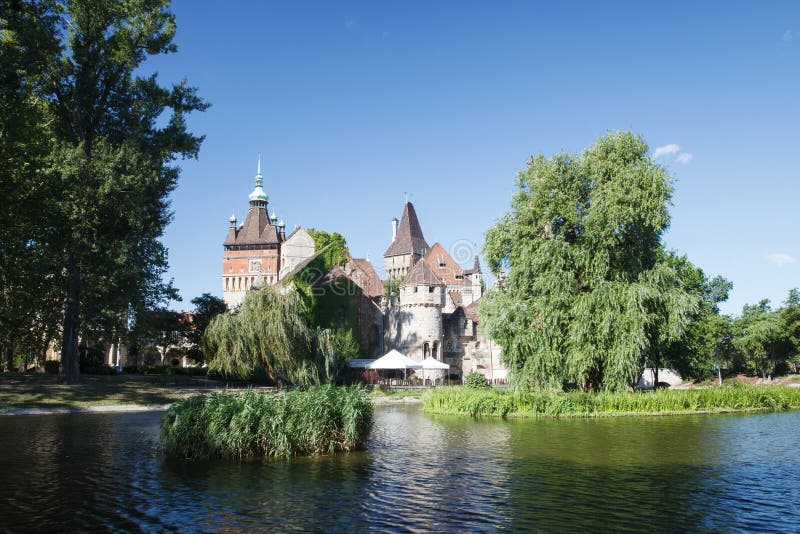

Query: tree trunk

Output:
[60, 254, 81, 384]
[654, 366, 660, 388]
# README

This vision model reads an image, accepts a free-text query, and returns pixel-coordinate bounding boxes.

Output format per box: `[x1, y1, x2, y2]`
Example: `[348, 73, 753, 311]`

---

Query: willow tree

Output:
[203, 286, 352, 386]
[482, 132, 697, 391]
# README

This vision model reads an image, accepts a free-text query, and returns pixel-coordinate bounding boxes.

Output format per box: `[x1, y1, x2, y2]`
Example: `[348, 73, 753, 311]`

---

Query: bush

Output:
[160, 386, 373, 460]
[465, 371, 489, 389]
[421, 385, 800, 418]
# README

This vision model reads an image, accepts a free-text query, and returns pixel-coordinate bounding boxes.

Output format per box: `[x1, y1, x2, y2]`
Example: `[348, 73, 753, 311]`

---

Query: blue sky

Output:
[150, 1, 799, 316]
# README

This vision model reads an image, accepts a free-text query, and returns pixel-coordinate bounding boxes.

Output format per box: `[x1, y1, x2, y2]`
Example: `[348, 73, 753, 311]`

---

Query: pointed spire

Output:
[249, 153, 268, 204]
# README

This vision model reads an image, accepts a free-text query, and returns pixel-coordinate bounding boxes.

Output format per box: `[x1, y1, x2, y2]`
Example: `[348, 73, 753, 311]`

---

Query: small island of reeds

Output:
[160, 386, 373, 460]
[422, 385, 800, 419]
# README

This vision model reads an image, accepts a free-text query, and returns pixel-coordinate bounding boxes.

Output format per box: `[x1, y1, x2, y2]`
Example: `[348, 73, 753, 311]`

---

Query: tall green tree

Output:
[186, 293, 227, 363]
[482, 132, 697, 391]
[780, 288, 800, 373]
[32, 0, 207, 383]
[657, 253, 733, 381]
[732, 300, 785, 379]
[0, 0, 63, 370]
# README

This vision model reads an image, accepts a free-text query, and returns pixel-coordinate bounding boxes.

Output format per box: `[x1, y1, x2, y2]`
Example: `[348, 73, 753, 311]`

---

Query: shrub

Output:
[421, 385, 800, 419]
[465, 371, 489, 389]
[160, 386, 373, 460]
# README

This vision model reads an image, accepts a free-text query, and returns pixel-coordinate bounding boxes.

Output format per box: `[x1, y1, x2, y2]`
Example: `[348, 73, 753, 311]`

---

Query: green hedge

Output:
[160, 386, 373, 460]
[421, 385, 800, 418]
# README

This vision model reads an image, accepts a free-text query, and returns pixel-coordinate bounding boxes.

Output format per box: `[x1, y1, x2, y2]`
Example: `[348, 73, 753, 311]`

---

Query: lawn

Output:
[0, 373, 217, 408]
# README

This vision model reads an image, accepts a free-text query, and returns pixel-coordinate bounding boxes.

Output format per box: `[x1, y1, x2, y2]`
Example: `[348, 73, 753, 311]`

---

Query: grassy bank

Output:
[422, 385, 800, 418]
[160, 386, 373, 460]
[0, 373, 206, 408]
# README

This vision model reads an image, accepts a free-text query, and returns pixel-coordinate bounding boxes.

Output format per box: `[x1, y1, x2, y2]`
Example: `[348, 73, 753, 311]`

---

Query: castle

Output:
[222, 161, 506, 383]
[222, 157, 315, 308]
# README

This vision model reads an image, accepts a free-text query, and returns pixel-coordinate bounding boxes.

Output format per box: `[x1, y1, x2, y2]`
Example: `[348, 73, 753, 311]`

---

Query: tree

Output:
[203, 286, 351, 386]
[656, 253, 733, 382]
[186, 293, 227, 363]
[732, 300, 785, 379]
[307, 228, 350, 267]
[780, 288, 800, 373]
[22, 0, 207, 383]
[481, 131, 697, 391]
[0, 0, 63, 371]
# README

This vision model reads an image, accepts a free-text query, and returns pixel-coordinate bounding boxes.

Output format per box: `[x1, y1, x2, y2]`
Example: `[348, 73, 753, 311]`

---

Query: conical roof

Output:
[401, 259, 443, 287]
[384, 202, 429, 257]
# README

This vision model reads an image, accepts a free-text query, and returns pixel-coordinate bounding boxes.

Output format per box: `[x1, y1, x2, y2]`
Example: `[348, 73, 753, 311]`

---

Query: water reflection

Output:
[0, 408, 798, 531]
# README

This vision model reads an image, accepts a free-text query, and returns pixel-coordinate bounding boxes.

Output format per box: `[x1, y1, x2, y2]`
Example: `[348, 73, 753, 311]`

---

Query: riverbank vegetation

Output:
[160, 386, 373, 460]
[422, 385, 800, 418]
[481, 131, 800, 391]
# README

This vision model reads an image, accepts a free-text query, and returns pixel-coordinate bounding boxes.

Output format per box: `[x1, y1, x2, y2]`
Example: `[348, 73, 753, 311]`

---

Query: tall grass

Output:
[422, 385, 800, 418]
[160, 386, 373, 460]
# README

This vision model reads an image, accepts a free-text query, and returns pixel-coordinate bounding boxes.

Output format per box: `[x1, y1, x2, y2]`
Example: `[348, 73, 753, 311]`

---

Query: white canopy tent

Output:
[420, 356, 450, 384]
[368, 349, 422, 380]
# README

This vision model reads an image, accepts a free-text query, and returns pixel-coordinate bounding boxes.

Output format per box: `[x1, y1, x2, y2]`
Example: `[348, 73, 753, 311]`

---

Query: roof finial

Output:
[404, 191, 408, 204]
[257, 153, 261, 175]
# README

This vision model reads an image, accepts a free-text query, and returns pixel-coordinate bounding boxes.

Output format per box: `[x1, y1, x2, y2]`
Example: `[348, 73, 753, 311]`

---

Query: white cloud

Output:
[653, 144, 680, 159]
[783, 29, 794, 42]
[675, 153, 693, 165]
[767, 253, 797, 266]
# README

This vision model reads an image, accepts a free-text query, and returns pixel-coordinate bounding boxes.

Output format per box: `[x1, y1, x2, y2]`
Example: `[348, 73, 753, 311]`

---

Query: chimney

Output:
[391, 217, 398, 241]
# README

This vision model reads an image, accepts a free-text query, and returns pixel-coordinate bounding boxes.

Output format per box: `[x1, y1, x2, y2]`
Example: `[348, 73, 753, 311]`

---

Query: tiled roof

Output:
[464, 256, 482, 276]
[384, 202, 429, 257]
[224, 206, 281, 246]
[423, 242, 470, 286]
[448, 291, 463, 307]
[465, 297, 482, 321]
[402, 259, 444, 287]
[345, 257, 384, 298]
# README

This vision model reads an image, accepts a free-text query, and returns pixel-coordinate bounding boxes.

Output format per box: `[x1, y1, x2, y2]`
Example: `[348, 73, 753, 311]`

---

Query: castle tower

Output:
[386, 260, 445, 361]
[383, 201, 429, 280]
[222, 156, 284, 308]
[468, 256, 483, 302]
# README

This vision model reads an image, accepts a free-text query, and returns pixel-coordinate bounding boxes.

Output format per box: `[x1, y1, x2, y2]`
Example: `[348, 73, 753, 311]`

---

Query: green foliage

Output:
[285, 229, 362, 355]
[655, 253, 734, 381]
[307, 228, 350, 268]
[422, 385, 800, 418]
[0, 0, 207, 382]
[202, 285, 354, 386]
[482, 131, 697, 391]
[186, 293, 227, 362]
[732, 300, 786, 379]
[383, 278, 402, 299]
[465, 371, 490, 389]
[160, 386, 374, 460]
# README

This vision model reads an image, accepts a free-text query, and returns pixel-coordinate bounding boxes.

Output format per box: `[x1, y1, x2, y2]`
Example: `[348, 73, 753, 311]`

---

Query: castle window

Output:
[428, 286, 434, 293]
[423, 343, 430, 357]
[432, 342, 438, 358]
[414, 286, 418, 293]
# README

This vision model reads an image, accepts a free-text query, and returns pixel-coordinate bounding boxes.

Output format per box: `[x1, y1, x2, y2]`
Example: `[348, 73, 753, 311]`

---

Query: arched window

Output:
[423, 342, 430, 357]
[432, 342, 438, 358]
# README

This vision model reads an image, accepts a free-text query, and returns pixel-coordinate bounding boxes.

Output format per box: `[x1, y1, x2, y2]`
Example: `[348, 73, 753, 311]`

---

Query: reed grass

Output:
[421, 385, 800, 419]
[160, 386, 373, 460]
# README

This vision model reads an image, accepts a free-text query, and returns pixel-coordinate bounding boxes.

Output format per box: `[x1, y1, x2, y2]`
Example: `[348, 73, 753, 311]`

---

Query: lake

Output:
[1, 405, 798, 532]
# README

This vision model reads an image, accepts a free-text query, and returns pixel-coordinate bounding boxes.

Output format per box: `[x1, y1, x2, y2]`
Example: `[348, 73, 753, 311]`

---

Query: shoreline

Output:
[0, 394, 421, 417]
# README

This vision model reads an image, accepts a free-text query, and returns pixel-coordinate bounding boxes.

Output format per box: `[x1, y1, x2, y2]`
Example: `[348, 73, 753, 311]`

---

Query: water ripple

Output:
[0, 408, 799, 531]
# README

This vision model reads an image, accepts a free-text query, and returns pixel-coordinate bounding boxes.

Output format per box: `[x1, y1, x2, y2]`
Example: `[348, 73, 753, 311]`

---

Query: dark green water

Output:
[0, 406, 798, 532]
